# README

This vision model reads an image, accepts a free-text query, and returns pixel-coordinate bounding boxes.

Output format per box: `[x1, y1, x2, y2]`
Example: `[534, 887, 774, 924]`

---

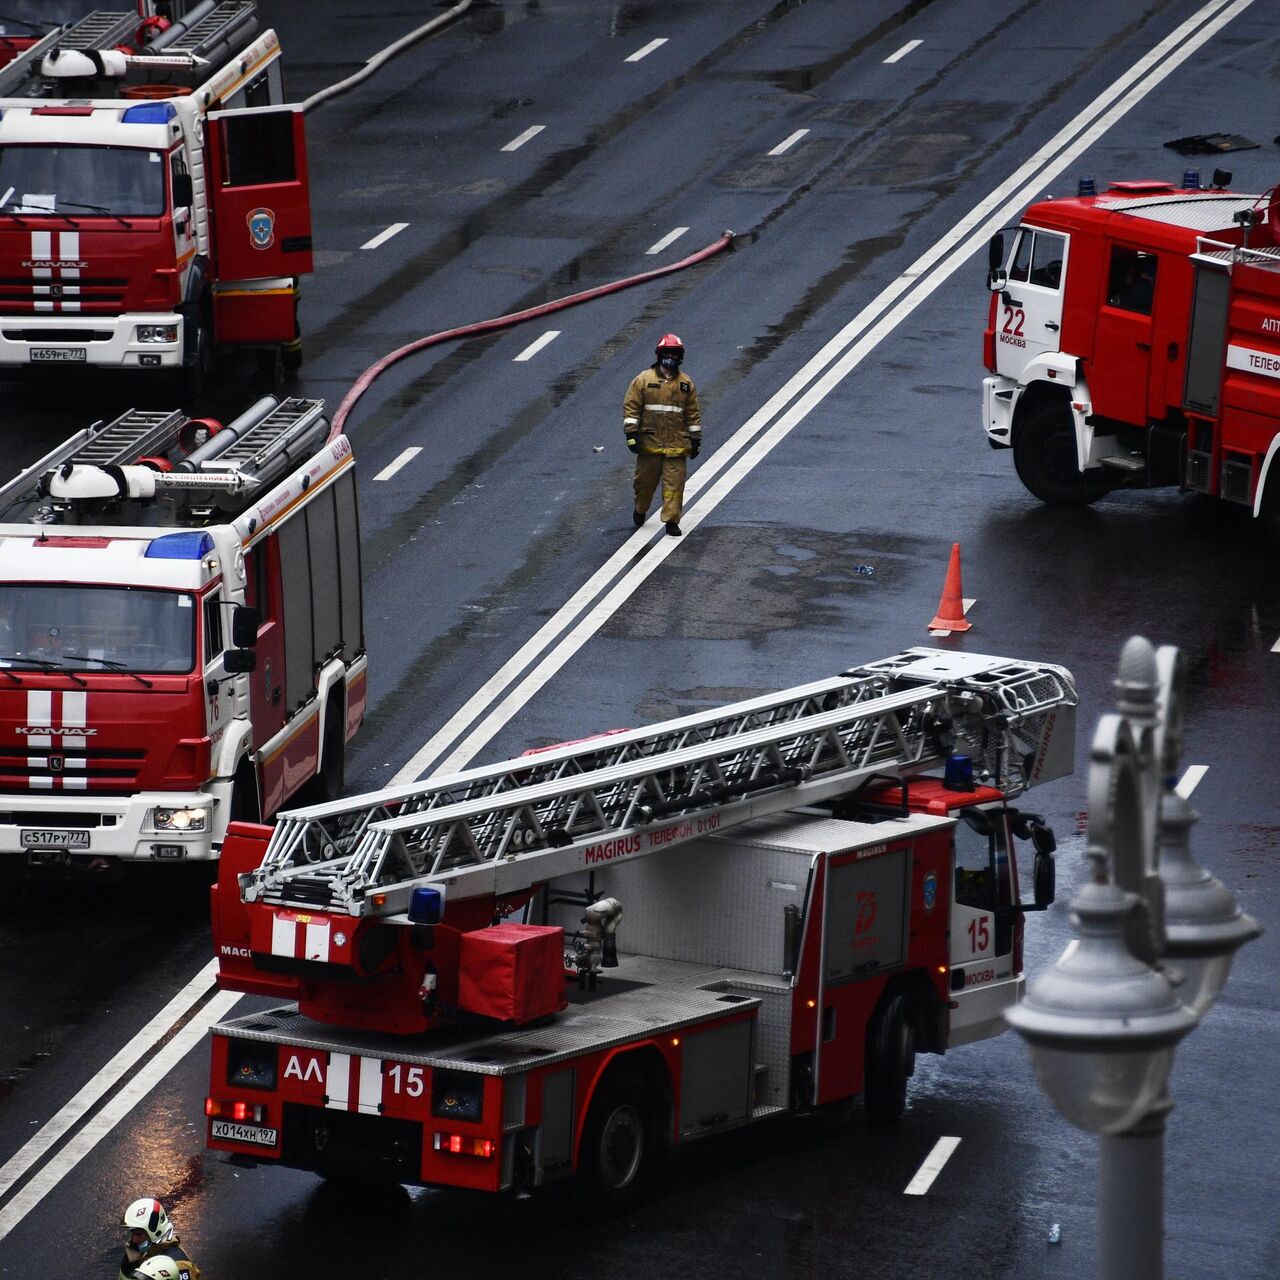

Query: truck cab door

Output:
[996, 226, 1068, 381]
[948, 808, 1020, 1046]
[205, 105, 314, 284]
[1089, 243, 1157, 425]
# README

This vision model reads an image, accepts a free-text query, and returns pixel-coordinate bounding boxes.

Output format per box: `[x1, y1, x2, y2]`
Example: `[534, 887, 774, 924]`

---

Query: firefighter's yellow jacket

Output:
[623, 366, 701, 456]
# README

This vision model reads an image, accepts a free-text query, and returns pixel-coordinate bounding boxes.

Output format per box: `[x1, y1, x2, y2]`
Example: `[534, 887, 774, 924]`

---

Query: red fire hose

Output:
[331, 231, 736, 436]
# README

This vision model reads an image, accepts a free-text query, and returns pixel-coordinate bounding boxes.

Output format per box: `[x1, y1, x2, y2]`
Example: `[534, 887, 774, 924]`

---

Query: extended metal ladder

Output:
[48, 11, 140, 50]
[245, 649, 1076, 917]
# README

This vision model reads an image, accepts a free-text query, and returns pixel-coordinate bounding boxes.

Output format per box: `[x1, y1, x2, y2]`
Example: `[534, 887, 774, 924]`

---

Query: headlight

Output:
[151, 805, 208, 832]
[135, 324, 178, 343]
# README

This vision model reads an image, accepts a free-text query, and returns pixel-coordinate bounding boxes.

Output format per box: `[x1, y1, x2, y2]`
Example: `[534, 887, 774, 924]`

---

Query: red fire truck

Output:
[0, 2, 312, 393]
[982, 170, 1280, 528]
[206, 649, 1075, 1205]
[0, 396, 365, 879]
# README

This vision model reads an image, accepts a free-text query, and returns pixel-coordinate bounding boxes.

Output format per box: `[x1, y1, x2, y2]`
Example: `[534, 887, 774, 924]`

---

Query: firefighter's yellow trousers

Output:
[633, 453, 687, 524]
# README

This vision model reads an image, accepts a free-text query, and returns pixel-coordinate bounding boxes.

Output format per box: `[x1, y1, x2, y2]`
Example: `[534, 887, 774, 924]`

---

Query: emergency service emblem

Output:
[923, 869, 938, 912]
[247, 207, 276, 250]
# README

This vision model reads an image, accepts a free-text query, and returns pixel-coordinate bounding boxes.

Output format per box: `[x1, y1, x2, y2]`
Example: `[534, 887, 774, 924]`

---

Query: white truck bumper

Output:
[0, 312, 184, 371]
[982, 374, 1017, 448]
[0, 787, 219, 872]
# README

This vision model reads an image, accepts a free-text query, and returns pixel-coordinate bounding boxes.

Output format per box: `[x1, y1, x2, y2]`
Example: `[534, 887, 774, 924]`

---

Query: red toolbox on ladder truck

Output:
[206, 649, 1076, 1204]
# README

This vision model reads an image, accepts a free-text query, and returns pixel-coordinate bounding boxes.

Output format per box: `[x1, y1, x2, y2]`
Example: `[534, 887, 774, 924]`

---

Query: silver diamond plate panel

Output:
[1093, 193, 1257, 231]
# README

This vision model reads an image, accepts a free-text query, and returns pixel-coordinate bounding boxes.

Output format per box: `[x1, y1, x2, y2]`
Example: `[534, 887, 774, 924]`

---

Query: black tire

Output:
[179, 307, 215, 402]
[282, 341, 303, 374]
[229, 762, 261, 824]
[307, 703, 345, 805]
[1013, 401, 1112, 506]
[577, 1068, 659, 1211]
[864, 992, 915, 1125]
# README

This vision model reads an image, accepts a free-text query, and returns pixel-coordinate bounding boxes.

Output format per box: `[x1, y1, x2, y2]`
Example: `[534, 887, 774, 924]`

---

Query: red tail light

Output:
[434, 1131, 496, 1159]
[206, 1098, 266, 1123]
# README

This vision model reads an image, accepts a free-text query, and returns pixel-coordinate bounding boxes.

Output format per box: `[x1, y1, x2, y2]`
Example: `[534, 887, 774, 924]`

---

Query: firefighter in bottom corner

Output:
[624, 332, 702, 537]
[119, 1198, 201, 1280]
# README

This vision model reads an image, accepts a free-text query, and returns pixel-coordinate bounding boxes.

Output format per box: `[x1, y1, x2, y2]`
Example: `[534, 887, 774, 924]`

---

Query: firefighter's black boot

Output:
[632, 510, 645, 527]
[665, 521, 681, 537]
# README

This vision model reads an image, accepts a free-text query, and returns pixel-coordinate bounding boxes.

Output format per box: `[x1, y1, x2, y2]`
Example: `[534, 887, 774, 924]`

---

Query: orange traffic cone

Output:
[928, 542, 972, 633]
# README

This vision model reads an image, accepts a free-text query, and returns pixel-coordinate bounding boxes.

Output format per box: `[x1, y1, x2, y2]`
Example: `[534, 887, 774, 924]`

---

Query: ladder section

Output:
[153, 1, 257, 58]
[205, 398, 326, 479]
[245, 649, 1076, 917]
[55, 12, 139, 49]
[0, 408, 187, 519]
[248, 669, 902, 900]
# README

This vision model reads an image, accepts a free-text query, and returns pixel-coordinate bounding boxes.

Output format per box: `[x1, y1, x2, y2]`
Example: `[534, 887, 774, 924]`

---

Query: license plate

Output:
[30, 347, 86, 362]
[21, 828, 89, 849]
[211, 1119, 277, 1147]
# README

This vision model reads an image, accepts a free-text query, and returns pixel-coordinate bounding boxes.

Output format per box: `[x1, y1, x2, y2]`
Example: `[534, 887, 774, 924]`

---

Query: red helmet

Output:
[655, 332, 685, 362]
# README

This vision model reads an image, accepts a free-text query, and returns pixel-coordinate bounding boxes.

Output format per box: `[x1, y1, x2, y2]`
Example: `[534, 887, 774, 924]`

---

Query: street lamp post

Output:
[1006, 637, 1261, 1280]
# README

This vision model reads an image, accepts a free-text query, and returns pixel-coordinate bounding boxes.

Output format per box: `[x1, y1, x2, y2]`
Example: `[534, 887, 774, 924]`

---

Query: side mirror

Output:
[231, 604, 259, 649]
[223, 648, 257, 675]
[1031, 821, 1057, 855]
[988, 232, 1005, 272]
[1033, 851, 1056, 908]
[172, 172, 194, 208]
[988, 267, 1008, 292]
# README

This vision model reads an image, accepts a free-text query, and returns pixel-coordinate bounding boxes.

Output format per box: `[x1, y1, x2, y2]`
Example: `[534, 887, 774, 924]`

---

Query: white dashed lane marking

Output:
[1175, 765, 1208, 798]
[625, 37, 668, 62]
[767, 129, 809, 156]
[361, 222, 408, 250]
[884, 39, 923, 63]
[905, 1137, 962, 1195]
[646, 226, 690, 255]
[514, 330, 560, 362]
[502, 125, 545, 152]
[373, 447, 422, 481]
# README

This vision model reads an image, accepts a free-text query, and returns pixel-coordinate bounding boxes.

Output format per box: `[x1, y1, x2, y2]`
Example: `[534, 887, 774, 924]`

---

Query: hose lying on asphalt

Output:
[331, 231, 736, 435]
[302, 0, 473, 113]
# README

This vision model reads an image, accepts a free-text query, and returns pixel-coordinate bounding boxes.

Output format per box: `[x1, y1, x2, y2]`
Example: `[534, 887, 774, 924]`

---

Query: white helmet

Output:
[122, 1198, 173, 1245]
[135, 1259, 181, 1280]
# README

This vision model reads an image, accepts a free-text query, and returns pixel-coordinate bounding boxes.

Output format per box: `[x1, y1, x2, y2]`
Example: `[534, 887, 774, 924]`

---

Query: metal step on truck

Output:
[206, 647, 1076, 1207]
[0, 395, 365, 879]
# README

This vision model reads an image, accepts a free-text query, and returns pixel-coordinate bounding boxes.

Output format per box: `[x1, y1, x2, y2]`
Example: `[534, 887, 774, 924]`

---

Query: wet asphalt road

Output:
[0, 1, 1277, 1277]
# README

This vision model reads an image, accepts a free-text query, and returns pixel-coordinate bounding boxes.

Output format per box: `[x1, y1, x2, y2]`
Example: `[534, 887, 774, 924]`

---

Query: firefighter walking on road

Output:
[624, 333, 702, 536]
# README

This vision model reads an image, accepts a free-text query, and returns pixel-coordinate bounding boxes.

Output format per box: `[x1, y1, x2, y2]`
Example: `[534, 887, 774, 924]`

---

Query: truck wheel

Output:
[1014, 402, 1111, 506]
[306, 703, 345, 805]
[577, 1068, 659, 1211]
[179, 310, 215, 402]
[864, 992, 915, 1125]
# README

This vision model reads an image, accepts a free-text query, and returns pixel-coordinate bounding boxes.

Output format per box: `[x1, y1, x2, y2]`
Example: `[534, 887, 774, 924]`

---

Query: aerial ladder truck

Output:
[207, 648, 1076, 1206]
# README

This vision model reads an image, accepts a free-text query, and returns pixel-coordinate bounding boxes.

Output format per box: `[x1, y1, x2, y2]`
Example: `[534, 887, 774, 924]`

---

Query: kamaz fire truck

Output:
[982, 171, 1280, 528]
[206, 648, 1074, 1205]
[0, 1, 312, 392]
[0, 395, 365, 879]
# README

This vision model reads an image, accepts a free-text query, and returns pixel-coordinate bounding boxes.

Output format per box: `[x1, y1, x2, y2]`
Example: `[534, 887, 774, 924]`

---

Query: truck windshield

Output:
[0, 145, 167, 217]
[0, 584, 194, 674]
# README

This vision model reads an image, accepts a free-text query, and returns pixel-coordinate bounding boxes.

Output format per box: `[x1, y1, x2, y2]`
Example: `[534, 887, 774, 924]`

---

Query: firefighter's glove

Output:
[626, 436, 639, 454]
[688, 439, 701, 459]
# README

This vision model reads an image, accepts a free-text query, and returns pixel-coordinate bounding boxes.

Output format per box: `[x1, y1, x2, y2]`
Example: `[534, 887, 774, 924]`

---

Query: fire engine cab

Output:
[0, 396, 365, 878]
[207, 648, 1075, 1205]
[0, 2, 312, 392]
[982, 171, 1280, 526]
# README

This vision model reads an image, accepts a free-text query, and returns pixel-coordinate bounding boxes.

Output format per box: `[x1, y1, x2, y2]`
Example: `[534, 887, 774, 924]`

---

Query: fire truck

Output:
[206, 648, 1075, 1205]
[982, 170, 1280, 527]
[0, 1, 313, 393]
[0, 395, 365, 879]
